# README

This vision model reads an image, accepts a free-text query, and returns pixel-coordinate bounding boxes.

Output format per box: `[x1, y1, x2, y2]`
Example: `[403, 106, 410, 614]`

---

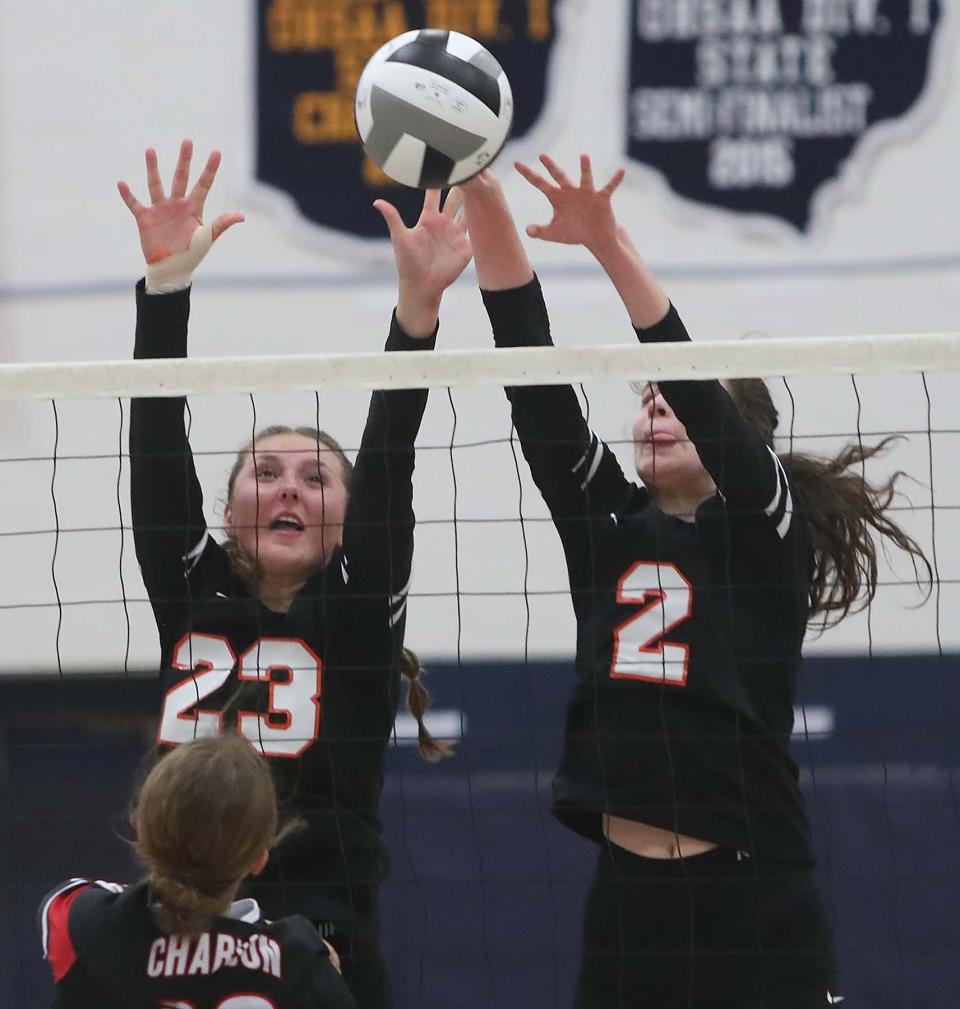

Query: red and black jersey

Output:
[38, 877, 356, 1009]
[482, 278, 814, 863]
[130, 282, 433, 925]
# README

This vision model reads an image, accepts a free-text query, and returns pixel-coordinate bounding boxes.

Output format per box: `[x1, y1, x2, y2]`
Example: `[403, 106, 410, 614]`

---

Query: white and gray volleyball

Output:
[355, 29, 514, 189]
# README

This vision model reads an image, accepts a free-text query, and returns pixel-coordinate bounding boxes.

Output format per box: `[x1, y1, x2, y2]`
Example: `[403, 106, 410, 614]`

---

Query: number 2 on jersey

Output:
[610, 561, 692, 686]
[159, 633, 321, 758]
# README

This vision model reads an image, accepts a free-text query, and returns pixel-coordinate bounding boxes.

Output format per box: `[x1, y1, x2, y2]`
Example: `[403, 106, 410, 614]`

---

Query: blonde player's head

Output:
[131, 733, 288, 936]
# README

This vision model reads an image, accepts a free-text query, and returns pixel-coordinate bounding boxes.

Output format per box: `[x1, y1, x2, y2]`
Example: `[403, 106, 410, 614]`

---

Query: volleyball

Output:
[355, 29, 514, 189]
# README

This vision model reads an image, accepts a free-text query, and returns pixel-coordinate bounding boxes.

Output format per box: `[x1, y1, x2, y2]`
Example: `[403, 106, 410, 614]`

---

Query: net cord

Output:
[2, 332, 960, 400]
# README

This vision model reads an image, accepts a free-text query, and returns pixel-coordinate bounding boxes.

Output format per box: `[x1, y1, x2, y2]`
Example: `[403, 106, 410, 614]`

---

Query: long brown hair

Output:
[222, 425, 353, 589]
[729, 378, 932, 629]
[130, 733, 296, 937]
[401, 647, 454, 762]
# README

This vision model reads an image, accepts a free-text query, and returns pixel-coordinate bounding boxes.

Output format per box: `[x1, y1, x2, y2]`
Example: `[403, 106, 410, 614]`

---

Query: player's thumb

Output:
[373, 199, 404, 239]
[212, 212, 245, 242]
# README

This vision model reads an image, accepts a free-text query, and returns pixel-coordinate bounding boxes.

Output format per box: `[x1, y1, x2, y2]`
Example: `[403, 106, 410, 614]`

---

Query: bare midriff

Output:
[603, 814, 719, 859]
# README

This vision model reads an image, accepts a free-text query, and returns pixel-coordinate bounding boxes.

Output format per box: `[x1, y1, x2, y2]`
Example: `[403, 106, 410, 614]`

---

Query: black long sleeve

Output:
[481, 277, 632, 570]
[129, 281, 222, 631]
[339, 313, 436, 614]
[637, 304, 793, 540]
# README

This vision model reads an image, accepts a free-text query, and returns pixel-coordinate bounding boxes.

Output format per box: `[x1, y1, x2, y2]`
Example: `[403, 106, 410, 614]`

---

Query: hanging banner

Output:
[255, 0, 558, 241]
[626, 1, 945, 230]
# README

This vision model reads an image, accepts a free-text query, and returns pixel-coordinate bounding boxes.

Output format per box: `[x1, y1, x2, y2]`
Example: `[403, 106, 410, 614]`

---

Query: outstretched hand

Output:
[515, 154, 625, 254]
[374, 188, 472, 299]
[374, 188, 472, 337]
[118, 139, 244, 266]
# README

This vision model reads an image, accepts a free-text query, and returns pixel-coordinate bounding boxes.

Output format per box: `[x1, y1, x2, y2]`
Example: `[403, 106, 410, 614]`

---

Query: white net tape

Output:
[0, 332, 959, 400]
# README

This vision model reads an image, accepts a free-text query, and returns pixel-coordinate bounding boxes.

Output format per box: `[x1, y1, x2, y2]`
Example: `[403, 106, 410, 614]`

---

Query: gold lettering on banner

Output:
[268, 0, 553, 187]
[267, 1, 409, 145]
[363, 157, 395, 185]
[426, 0, 502, 37]
[528, 0, 550, 40]
[293, 91, 353, 143]
[267, 1, 407, 52]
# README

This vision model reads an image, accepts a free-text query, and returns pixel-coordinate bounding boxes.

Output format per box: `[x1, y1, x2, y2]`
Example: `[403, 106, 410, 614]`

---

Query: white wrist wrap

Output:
[145, 224, 215, 294]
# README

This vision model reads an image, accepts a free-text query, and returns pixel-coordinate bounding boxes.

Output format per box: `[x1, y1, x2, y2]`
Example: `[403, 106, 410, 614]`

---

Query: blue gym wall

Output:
[3, 653, 958, 1009]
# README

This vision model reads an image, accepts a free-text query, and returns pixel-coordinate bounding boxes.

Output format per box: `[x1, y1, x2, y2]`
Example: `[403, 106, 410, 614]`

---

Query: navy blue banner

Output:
[3, 654, 959, 1008]
[256, 0, 558, 238]
[627, 1, 944, 229]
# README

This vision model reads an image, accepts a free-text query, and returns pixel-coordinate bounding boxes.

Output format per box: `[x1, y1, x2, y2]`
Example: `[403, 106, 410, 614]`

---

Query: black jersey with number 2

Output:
[39, 877, 357, 1009]
[482, 278, 814, 863]
[129, 282, 433, 923]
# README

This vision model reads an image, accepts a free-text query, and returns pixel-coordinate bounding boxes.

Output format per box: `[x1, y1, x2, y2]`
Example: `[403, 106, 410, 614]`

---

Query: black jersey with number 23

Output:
[130, 283, 433, 919]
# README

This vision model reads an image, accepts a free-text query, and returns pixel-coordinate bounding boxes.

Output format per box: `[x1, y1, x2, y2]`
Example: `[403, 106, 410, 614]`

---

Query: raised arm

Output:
[122, 141, 243, 608]
[518, 153, 788, 527]
[459, 171, 631, 547]
[340, 189, 472, 605]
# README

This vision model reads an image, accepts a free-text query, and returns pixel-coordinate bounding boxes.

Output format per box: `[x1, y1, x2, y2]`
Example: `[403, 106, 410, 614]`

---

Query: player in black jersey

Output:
[39, 732, 356, 1009]
[119, 140, 469, 1008]
[460, 161, 930, 1008]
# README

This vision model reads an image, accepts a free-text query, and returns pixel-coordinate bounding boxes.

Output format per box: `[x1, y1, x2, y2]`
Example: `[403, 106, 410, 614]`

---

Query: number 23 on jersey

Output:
[158, 633, 322, 758]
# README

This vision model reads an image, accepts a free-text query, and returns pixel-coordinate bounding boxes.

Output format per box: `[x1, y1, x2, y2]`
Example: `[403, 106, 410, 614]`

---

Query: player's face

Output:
[225, 433, 349, 582]
[632, 383, 714, 496]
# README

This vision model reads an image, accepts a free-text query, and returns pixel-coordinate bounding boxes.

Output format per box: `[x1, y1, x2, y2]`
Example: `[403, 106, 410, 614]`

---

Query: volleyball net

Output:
[1, 333, 959, 1006]
[1, 332, 957, 673]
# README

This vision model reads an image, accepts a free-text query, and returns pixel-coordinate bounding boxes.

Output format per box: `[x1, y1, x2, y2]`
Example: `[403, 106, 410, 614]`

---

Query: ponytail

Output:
[728, 378, 931, 629]
[782, 440, 932, 628]
[400, 648, 454, 762]
[148, 872, 238, 938]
